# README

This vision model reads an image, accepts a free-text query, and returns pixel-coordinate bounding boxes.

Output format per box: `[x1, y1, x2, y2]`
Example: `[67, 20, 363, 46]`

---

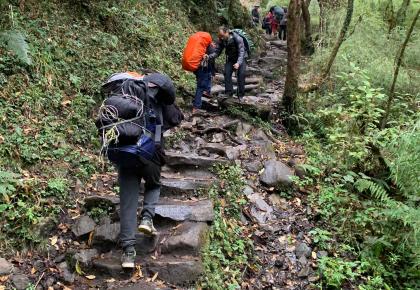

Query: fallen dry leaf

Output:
[31, 267, 37, 274]
[85, 275, 96, 280]
[49, 236, 58, 246]
[106, 278, 116, 283]
[151, 272, 158, 282]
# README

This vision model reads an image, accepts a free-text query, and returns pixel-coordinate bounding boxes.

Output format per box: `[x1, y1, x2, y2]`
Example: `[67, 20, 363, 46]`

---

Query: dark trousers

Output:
[225, 61, 247, 97]
[116, 153, 161, 249]
[279, 25, 287, 40]
[193, 67, 212, 109]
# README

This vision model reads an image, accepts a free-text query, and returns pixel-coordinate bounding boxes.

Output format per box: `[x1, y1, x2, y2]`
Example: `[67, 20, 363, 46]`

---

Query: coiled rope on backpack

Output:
[98, 82, 146, 154]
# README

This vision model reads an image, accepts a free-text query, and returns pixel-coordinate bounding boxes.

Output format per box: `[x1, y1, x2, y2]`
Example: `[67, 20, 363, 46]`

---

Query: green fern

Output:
[354, 178, 391, 202]
[0, 30, 32, 65]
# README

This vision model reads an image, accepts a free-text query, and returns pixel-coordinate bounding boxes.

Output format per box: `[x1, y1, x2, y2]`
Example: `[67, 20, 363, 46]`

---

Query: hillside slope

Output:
[0, 0, 248, 248]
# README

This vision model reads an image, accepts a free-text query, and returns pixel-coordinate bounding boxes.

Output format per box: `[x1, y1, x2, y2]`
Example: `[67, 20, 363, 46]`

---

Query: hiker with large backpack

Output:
[96, 72, 183, 269]
[182, 32, 215, 113]
[209, 26, 249, 100]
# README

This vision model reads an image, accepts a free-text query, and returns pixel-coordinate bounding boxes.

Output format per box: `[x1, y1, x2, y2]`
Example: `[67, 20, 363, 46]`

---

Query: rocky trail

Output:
[1, 39, 320, 290]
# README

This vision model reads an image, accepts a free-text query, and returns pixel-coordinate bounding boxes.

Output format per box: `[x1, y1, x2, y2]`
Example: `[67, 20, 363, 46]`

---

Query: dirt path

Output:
[1, 39, 318, 290]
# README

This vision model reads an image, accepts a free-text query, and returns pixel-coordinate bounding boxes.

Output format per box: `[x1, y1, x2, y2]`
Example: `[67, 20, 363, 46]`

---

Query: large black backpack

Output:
[96, 72, 182, 162]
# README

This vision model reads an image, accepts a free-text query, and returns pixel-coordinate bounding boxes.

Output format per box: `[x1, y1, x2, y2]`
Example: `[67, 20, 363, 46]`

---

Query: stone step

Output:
[92, 253, 203, 286]
[114, 281, 170, 290]
[215, 95, 272, 120]
[164, 151, 229, 168]
[161, 177, 212, 196]
[83, 195, 214, 223]
[214, 74, 263, 85]
[211, 84, 259, 95]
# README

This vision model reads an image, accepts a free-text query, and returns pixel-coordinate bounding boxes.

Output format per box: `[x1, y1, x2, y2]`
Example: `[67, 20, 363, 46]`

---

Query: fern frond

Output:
[354, 178, 391, 202]
[0, 30, 32, 65]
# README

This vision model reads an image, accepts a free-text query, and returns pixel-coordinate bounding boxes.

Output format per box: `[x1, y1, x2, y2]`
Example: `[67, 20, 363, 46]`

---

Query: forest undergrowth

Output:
[293, 1, 419, 289]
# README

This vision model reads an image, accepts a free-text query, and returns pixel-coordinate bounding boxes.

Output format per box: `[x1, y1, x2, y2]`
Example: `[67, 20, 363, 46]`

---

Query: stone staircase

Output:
[69, 151, 228, 288]
[65, 39, 293, 289]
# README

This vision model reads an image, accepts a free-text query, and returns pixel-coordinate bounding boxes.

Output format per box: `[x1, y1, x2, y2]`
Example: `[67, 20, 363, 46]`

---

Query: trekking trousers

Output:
[193, 67, 212, 109]
[116, 154, 161, 249]
[225, 61, 247, 98]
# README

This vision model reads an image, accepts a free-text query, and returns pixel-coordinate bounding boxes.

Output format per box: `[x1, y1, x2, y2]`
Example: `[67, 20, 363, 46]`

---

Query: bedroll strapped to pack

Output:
[182, 32, 213, 72]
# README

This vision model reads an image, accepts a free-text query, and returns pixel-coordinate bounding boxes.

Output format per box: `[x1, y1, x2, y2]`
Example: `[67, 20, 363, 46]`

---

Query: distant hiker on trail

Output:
[182, 32, 215, 113]
[251, 5, 260, 26]
[272, 6, 284, 37]
[209, 26, 248, 100]
[96, 72, 183, 269]
[279, 7, 288, 40]
[263, 11, 273, 35]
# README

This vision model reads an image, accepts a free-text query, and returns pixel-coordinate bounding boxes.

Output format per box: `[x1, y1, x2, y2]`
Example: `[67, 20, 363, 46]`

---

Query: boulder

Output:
[57, 262, 75, 284]
[72, 215, 96, 237]
[146, 258, 203, 285]
[259, 160, 294, 187]
[74, 249, 99, 267]
[84, 195, 120, 208]
[161, 222, 208, 255]
[93, 222, 120, 244]
[295, 242, 312, 259]
[248, 194, 273, 213]
[245, 160, 262, 173]
[11, 274, 30, 290]
[0, 258, 13, 275]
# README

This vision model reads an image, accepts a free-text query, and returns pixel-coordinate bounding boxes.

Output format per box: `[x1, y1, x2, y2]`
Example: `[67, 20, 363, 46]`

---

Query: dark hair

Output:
[218, 26, 229, 33]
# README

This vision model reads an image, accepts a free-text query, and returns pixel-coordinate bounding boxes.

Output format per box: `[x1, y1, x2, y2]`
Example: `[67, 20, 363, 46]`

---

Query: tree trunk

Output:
[282, 0, 302, 129]
[301, 0, 314, 54]
[301, 0, 354, 92]
[318, 0, 327, 44]
[396, 0, 411, 26]
[381, 8, 419, 129]
[320, 0, 354, 80]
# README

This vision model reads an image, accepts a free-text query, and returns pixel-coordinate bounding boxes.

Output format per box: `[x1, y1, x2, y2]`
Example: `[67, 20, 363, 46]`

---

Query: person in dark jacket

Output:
[193, 42, 216, 113]
[279, 8, 288, 40]
[101, 73, 183, 269]
[251, 5, 260, 26]
[209, 26, 247, 100]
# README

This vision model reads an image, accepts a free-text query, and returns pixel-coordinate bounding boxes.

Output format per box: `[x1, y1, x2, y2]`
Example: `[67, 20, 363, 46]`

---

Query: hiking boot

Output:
[121, 246, 136, 269]
[138, 217, 157, 236]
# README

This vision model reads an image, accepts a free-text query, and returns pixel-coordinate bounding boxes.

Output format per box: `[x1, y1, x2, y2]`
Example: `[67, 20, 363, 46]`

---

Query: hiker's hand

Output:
[233, 63, 240, 70]
[203, 54, 209, 60]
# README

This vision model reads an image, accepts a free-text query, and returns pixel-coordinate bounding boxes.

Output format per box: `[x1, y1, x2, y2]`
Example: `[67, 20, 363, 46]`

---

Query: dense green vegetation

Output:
[295, 1, 419, 288]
